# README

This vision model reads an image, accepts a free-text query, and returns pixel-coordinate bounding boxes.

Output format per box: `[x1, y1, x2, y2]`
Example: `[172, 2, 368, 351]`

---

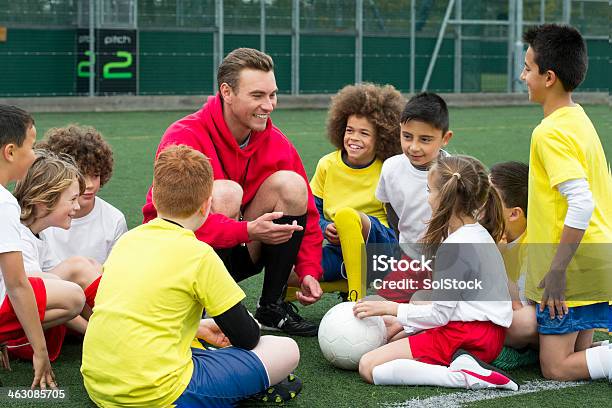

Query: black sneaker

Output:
[255, 301, 318, 337]
[248, 373, 302, 404]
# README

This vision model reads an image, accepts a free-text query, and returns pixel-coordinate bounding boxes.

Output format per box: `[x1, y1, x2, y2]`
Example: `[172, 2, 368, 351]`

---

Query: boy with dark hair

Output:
[520, 24, 611, 382]
[38, 125, 127, 264]
[82, 145, 301, 406]
[0, 105, 84, 389]
[376, 92, 453, 246]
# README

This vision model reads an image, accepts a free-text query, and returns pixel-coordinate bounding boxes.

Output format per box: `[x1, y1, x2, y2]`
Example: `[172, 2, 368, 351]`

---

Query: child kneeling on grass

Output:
[81, 145, 301, 407]
[488, 161, 539, 370]
[353, 155, 518, 391]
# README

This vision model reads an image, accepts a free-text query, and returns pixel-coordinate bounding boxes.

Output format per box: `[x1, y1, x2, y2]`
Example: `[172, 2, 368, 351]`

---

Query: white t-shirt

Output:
[41, 197, 127, 264]
[0, 185, 24, 304]
[19, 223, 61, 275]
[376, 152, 447, 244]
[397, 223, 513, 331]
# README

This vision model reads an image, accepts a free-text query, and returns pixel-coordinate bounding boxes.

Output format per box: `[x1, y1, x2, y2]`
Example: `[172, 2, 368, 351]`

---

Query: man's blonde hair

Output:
[14, 149, 85, 226]
[153, 145, 214, 218]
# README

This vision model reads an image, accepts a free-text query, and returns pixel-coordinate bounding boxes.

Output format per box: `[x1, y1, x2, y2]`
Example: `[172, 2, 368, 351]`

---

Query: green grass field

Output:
[1, 105, 610, 407]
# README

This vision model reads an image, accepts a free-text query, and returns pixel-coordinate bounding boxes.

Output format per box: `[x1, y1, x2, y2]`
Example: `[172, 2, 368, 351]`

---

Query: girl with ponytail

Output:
[352, 155, 517, 392]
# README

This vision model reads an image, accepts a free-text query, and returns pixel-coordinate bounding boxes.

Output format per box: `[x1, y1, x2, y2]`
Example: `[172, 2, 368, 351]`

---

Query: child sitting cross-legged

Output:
[353, 155, 518, 391]
[81, 145, 302, 407]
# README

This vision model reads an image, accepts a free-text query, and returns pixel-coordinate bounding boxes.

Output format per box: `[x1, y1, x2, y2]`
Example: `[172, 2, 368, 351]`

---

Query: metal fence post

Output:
[88, 0, 95, 97]
[453, 0, 462, 93]
[260, 0, 266, 52]
[513, 0, 524, 92]
[562, 0, 571, 24]
[213, 0, 224, 94]
[355, 0, 363, 84]
[506, 0, 515, 92]
[421, 0, 455, 92]
[291, 0, 300, 95]
[410, 0, 416, 94]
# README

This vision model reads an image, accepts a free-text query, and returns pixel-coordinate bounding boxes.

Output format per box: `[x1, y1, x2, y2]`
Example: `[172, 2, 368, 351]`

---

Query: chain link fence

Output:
[0, 0, 607, 97]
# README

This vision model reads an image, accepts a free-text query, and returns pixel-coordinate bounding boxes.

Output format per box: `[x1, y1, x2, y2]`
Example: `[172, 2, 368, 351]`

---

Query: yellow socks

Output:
[334, 208, 367, 301]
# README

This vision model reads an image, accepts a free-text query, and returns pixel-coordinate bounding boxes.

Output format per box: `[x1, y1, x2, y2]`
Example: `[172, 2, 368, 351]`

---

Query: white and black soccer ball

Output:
[318, 302, 387, 370]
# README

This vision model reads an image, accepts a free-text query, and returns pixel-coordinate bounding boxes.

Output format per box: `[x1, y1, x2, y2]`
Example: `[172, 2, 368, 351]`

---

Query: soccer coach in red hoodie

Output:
[143, 48, 322, 336]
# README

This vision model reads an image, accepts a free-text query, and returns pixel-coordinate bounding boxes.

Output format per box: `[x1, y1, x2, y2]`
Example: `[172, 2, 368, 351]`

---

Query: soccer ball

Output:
[318, 302, 387, 370]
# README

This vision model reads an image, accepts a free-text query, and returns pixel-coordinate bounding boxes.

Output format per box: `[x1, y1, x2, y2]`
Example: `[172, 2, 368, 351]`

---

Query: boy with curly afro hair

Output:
[309, 83, 404, 300]
[37, 125, 127, 264]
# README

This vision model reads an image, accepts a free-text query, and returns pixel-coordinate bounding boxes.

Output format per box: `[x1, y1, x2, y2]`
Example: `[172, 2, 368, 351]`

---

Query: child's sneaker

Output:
[450, 349, 519, 391]
[249, 373, 302, 404]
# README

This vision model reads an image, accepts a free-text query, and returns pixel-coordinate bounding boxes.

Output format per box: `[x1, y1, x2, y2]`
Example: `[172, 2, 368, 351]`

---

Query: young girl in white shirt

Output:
[353, 155, 518, 391]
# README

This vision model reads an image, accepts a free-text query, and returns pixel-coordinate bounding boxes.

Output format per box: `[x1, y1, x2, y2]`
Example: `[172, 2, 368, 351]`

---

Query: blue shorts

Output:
[609, 304, 612, 332]
[174, 347, 269, 408]
[322, 215, 397, 282]
[536, 302, 609, 335]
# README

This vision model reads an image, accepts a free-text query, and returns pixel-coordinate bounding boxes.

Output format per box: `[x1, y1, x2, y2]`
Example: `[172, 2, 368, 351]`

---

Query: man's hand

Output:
[31, 351, 57, 389]
[538, 268, 568, 319]
[196, 319, 231, 348]
[353, 300, 398, 319]
[247, 212, 303, 245]
[296, 275, 322, 305]
[324, 223, 340, 245]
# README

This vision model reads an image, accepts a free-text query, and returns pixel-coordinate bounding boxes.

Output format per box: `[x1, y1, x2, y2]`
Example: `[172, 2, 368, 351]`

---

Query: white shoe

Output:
[450, 349, 519, 391]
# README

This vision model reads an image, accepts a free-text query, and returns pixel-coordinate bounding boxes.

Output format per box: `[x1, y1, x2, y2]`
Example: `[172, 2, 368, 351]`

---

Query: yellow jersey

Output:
[310, 150, 388, 227]
[81, 218, 245, 407]
[525, 105, 612, 306]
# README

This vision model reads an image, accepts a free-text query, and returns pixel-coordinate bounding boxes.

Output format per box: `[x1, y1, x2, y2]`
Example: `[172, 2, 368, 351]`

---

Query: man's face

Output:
[222, 69, 278, 137]
[520, 47, 548, 103]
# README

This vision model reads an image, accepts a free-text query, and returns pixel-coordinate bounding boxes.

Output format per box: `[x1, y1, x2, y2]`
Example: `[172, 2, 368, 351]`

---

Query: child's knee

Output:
[263, 335, 300, 369]
[358, 351, 375, 383]
[539, 353, 577, 381]
[540, 361, 572, 381]
[64, 256, 99, 285]
[334, 207, 361, 231]
[62, 281, 86, 316]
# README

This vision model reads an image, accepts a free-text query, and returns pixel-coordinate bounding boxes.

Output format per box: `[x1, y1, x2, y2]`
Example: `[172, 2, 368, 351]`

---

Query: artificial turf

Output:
[0, 104, 610, 407]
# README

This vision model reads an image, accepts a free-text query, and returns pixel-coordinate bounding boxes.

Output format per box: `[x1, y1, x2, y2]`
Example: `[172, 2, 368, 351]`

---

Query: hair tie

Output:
[452, 172, 461, 180]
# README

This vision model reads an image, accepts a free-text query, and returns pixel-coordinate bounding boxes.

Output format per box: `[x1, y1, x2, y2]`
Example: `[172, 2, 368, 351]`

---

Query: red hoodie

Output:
[142, 94, 323, 281]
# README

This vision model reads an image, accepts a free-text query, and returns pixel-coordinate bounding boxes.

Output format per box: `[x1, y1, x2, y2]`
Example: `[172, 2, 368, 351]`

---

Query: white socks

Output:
[585, 344, 612, 381]
[372, 359, 467, 388]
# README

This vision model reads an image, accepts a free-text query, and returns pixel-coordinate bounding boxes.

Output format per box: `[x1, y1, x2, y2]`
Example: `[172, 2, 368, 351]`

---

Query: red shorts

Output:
[409, 321, 505, 366]
[84, 275, 101, 308]
[0, 277, 66, 362]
